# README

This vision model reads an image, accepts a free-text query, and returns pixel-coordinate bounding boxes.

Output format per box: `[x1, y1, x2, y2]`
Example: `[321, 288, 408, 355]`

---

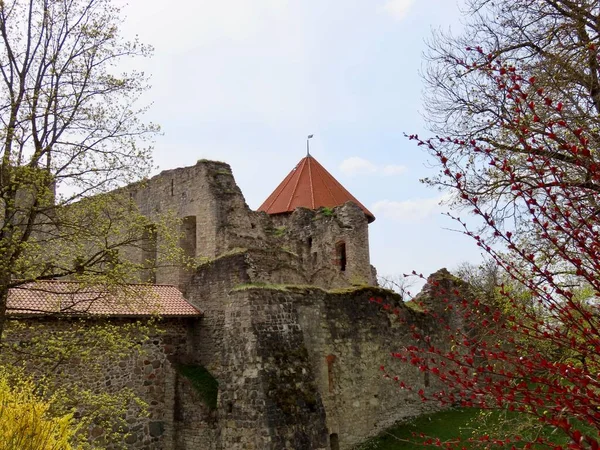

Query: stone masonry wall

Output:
[4, 317, 202, 450]
[271, 203, 374, 288]
[185, 253, 457, 450]
[234, 287, 446, 450]
[217, 287, 330, 450]
[124, 160, 375, 291]
[127, 160, 267, 289]
[173, 373, 218, 450]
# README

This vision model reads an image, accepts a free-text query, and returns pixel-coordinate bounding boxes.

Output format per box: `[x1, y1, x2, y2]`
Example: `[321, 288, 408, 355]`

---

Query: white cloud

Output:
[372, 193, 450, 223]
[382, 164, 407, 176]
[380, 0, 415, 21]
[339, 157, 377, 176]
[119, 0, 292, 47]
[339, 157, 407, 177]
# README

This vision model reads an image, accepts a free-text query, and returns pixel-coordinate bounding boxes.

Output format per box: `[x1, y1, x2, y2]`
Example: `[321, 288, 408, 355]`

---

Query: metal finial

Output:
[307, 134, 314, 156]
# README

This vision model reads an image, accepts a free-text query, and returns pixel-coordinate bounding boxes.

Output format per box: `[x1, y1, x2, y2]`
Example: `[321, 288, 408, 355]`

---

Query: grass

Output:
[176, 364, 219, 409]
[359, 408, 578, 449]
[320, 206, 334, 217]
[359, 409, 481, 449]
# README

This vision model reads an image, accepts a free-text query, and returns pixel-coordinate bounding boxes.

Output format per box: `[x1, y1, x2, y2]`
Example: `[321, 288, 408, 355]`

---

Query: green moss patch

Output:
[232, 282, 320, 293]
[177, 364, 218, 410]
[271, 226, 287, 237]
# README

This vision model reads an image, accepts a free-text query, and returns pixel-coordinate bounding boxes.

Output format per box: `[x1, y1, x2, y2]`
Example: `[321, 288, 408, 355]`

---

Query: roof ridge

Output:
[15, 280, 179, 288]
[307, 156, 315, 209]
[262, 159, 302, 213]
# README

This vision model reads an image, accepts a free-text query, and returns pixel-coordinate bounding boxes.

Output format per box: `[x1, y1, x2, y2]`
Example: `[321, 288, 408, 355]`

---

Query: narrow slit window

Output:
[180, 216, 197, 259]
[336, 242, 346, 272]
[141, 225, 157, 283]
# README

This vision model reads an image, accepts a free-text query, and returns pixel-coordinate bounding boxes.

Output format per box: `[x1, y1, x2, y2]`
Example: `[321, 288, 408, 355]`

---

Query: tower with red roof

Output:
[258, 155, 375, 223]
[258, 154, 376, 286]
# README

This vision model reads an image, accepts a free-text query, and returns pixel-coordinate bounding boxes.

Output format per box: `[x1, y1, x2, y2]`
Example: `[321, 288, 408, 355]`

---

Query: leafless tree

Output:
[422, 0, 600, 236]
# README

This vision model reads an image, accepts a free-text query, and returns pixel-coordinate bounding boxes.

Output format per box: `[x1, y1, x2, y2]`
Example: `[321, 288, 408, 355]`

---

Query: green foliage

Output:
[0, 0, 190, 334]
[279, 246, 299, 257]
[0, 0, 190, 447]
[358, 409, 480, 449]
[1, 319, 160, 448]
[272, 226, 287, 237]
[197, 248, 246, 268]
[320, 207, 334, 217]
[0, 369, 79, 450]
[177, 365, 218, 410]
[403, 299, 424, 312]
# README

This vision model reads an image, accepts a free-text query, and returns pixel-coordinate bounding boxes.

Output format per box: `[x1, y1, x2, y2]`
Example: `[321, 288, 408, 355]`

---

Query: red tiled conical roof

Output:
[258, 156, 375, 223]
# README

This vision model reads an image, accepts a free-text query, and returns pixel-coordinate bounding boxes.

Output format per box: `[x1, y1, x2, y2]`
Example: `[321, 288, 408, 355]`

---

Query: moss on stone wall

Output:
[177, 364, 219, 410]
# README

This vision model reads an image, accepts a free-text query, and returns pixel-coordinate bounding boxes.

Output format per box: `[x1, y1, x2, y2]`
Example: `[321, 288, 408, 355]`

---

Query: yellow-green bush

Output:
[0, 372, 79, 450]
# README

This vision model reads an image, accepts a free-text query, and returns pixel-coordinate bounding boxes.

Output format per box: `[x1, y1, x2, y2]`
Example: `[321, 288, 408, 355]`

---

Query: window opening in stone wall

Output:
[307, 237, 312, 250]
[330, 433, 340, 450]
[180, 216, 197, 259]
[170, 179, 174, 196]
[141, 225, 157, 283]
[179, 216, 197, 288]
[335, 242, 346, 272]
[424, 370, 430, 387]
[326, 354, 336, 392]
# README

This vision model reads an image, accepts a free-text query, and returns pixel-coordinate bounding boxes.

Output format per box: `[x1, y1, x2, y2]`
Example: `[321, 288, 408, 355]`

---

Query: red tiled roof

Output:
[258, 156, 375, 222]
[7, 281, 201, 318]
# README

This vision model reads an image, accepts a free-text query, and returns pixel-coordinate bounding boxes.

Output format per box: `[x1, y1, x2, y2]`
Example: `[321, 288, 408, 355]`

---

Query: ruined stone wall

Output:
[3, 317, 205, 450]
[126, 160, 267, 289]
[296, 288, 445, 448]
[217, 287, 330, 450]
[258, 202, 374, 289]
[232, 287, 446, 450]
[125, 159, 374, 291]
[185, 250, 252, 376]
[185, 254, 455, 450]
[173, 374, 218, 450]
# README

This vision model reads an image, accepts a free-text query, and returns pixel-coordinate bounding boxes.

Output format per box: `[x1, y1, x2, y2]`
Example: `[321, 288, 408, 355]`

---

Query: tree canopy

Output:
[374, 2, 600, 447]
[385, 20, 600, 447]
[423, 0, 600, 235]
[0, 0, 173, 338]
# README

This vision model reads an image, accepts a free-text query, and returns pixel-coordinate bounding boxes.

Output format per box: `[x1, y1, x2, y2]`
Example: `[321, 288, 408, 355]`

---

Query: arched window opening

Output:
[330, 433, 340, 450]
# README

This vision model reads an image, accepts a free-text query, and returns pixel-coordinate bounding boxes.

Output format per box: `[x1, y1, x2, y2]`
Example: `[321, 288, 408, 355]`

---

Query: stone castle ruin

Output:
[8, 156, 465, 449]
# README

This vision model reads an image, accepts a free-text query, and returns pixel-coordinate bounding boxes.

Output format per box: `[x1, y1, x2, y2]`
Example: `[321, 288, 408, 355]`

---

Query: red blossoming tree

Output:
[385, 48, 600, 449]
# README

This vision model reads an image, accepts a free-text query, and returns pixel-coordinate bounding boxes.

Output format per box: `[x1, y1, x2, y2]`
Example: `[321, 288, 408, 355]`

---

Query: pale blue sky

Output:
[116, 0, 483, 290]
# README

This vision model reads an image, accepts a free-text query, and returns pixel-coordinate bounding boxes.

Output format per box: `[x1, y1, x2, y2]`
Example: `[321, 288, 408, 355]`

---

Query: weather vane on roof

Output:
[306, 134, 314, 157]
